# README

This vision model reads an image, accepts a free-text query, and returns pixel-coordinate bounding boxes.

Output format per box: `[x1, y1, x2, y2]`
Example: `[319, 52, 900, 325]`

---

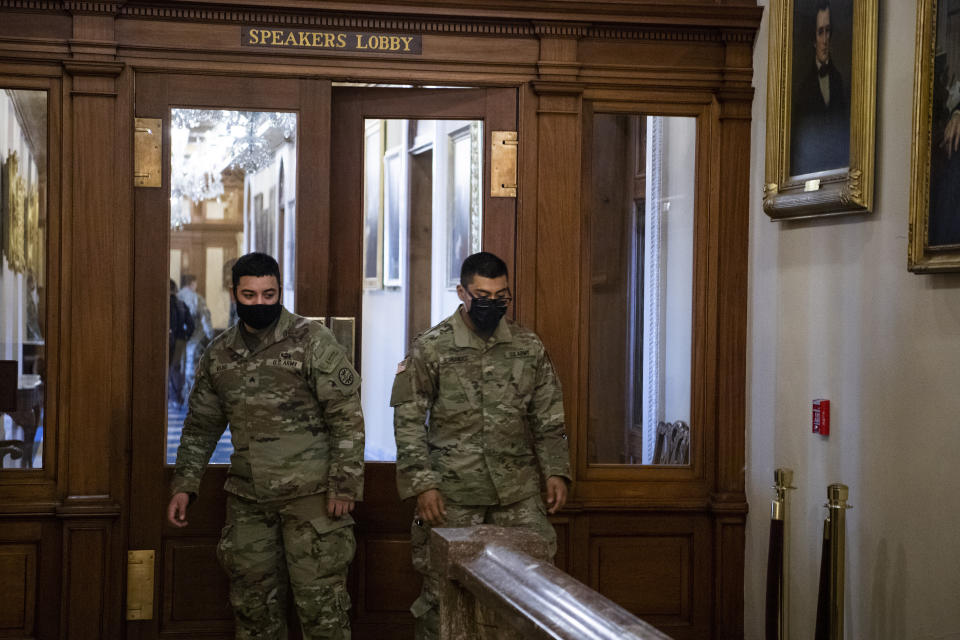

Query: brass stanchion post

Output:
[826, 483, 852, 640]
[765, 468, 795, 640]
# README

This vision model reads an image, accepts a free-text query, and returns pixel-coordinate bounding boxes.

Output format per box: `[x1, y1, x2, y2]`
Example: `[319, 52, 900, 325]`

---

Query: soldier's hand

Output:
[327, 496, 355, 518]
[546, 476, 568, 514]
[167, 492, 190, 528]
[417, 489, 447, 526]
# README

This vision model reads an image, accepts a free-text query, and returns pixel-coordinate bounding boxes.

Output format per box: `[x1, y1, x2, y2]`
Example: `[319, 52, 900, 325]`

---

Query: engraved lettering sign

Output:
[242, 28, 422, 55]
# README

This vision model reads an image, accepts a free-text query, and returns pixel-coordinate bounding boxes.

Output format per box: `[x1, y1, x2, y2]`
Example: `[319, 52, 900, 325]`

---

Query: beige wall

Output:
[746, 0, 960, 637]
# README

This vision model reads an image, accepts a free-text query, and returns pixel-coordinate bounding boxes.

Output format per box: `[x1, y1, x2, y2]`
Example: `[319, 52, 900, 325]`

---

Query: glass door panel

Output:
[360, 118, 483, 462]
[587, 114, 696, 465]
[1, 88, 47, 470]
[165, 108, 298, 464]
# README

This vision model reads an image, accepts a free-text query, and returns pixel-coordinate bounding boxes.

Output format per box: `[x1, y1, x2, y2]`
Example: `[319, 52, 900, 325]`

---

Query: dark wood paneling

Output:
[592, 535, 690, 617]
[0, 543, 37, 636]
[65, 61, 127, 501]
[162, 538, 232, 632]
[0, 520, 59, 639]
[715, 101, 751, 496]
[0, 10, 71, 41]
[359, 538, 419, 614]
[715, 516, 745, 638]
[63, 524, 109, 639]
[534, 89, 582, 465]
[587, 513, 711, 639]
[296, 78, 332, 318]
[515, 83, 540, 327]
[482, 87, 519, 292]
[550, 517, 570, 574]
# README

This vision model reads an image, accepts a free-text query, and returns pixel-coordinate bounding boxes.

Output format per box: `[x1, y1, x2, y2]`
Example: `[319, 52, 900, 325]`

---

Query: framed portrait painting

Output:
[763, 0, 878, 220]
[446, 122, 482, 287]
[362, 119, 384, 289]
[2, 150, 26, 273]
[909, 0, 960, 272]
[382, 147, 403, 288]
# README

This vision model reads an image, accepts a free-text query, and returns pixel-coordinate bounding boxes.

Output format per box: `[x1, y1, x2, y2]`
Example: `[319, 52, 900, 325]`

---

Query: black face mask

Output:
[236, 301, 282, 330]
[466, 295, 508, 334]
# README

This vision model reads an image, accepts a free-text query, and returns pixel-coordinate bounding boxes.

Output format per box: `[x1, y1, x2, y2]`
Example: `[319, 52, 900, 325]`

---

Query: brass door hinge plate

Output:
[491, 131, 518, 198]
[134, 118, 162, 188]
[126, 549, 155, 621]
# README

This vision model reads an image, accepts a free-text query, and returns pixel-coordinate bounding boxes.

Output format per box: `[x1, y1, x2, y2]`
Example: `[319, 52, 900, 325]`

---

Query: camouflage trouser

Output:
[217, 493, 356, 640]
[409, 494, 556, 640]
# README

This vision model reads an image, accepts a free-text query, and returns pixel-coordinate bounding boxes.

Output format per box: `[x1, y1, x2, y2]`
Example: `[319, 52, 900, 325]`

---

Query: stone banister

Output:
[431, 525, 674, 640]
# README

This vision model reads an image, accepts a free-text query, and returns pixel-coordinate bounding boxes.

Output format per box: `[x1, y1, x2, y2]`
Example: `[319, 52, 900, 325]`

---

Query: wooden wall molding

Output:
[62, 59, 124, 76]
[64, 0, 123, 14]
[532, 80, 585, 100]
[1, 1, 759, 46]
[0, 0, 63, 11]
[56, 499, 122, 518]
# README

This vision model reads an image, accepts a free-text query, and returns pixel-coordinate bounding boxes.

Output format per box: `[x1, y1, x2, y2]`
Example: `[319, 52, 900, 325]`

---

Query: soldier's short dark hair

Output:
[180, 273, 197, 288]
[460, 251, 508, 286]
[232, 252, 281, 290]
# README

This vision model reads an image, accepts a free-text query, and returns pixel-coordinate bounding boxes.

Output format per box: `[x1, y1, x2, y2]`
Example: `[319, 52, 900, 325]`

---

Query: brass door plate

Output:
[126, 549, 155, 620]
[491, 131, 518, 198]
[134, 118, 162, 188]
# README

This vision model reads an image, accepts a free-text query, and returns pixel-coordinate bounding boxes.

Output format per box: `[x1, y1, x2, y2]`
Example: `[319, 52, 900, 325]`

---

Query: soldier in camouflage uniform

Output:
[167, 252, 364, 640]
[391, 251, 571, 640]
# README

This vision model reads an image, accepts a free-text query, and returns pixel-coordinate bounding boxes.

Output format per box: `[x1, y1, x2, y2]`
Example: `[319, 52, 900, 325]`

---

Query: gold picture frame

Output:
[2, 150, 26, 273]
[908, 0, 960, 272]
[763, 0, 878, 220]
[26, 183, 40, 277]
[362, 119, 384, 289]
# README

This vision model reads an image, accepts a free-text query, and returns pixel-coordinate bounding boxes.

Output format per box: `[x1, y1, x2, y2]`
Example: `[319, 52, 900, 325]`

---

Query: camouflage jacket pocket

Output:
[437, 357, 480, 413]
[309, 512, 355, 535]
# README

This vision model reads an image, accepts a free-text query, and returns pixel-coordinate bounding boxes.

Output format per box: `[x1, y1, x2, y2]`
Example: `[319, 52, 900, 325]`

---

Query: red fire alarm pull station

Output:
[813, 399, 830, 435]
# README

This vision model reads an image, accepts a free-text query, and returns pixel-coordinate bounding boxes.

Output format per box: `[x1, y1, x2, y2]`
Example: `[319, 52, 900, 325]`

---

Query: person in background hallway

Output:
[177, 273, 215, 405]
[167, 252, 364, 640]
[391, 251, 572, 640]
[168, 278, 194, 406]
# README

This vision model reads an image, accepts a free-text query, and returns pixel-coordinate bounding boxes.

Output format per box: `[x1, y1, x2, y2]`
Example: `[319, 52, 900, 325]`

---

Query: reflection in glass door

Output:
[165, 109, 297, 464]
[587, 114, 696, 465]
[0, 89, 47, 469]
[361, 118, 482, 461]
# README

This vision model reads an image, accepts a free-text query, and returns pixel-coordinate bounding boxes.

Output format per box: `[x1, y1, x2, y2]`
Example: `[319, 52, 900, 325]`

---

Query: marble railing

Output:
[430, 525, 674, 640]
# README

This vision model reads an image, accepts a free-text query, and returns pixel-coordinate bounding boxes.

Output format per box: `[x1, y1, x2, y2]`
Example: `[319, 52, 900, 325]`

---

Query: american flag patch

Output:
[396, 359, 407, 374]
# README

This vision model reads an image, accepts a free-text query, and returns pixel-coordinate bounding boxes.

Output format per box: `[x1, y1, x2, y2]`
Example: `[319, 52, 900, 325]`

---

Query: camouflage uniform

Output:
[391, 307, 571, 639]
[171, 308, 364, 639]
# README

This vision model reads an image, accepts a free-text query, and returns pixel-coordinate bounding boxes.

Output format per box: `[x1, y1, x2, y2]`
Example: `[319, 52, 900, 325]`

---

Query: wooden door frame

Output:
[0, 3, 759, 637]
[329, 85, 519, 639]
[129, 71, 332, 639]
[327, 86, 518, 321]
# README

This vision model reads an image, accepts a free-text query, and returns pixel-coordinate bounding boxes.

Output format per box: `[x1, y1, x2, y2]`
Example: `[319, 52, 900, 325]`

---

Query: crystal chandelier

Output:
[229, 120, 272, 173]
[169, 109, 296, 226]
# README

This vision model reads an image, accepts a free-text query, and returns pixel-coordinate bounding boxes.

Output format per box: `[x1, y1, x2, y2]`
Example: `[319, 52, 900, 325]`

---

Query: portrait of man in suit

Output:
[927, 0, 960, 247]
[789, 0, 852, 177]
